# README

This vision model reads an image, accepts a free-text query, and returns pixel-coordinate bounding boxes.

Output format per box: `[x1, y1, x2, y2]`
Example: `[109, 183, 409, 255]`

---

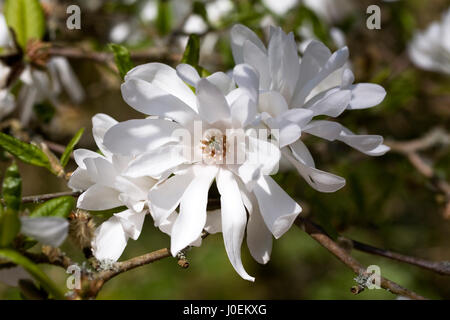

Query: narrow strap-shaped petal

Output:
[170, 166, 218, 255]
[217, 168, 255, 281]
[252, 175, 302, 239]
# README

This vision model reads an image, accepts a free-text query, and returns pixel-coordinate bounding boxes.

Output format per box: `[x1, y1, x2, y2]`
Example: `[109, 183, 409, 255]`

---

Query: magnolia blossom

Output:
[68, 114, 159, 261]
[302, 0, 354, 24]
[230, 24, 388, 193]
[408, 8, 450, 75]
[262, 0, 298, 16]
[20, 216, 69, 247]
[0, 13, 84, 125]
[102, 63, 302, 281]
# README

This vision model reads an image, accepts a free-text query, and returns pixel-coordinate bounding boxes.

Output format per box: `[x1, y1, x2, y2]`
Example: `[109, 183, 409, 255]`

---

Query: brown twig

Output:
[295, 217, 427, 300]
[345, 238, 450, 276]
[21, 190, 81, 203]
[386, 127, 450, 218]
[48, 45, 182, 65]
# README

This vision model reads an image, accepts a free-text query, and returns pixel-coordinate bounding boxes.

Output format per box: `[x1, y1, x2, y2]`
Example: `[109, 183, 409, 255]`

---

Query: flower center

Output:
[201, 129, 227, 164]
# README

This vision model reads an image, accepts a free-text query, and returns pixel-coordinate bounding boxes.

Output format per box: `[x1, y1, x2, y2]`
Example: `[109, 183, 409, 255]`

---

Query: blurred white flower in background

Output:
[0, 12, 85, 125]
[262, 0, 298, 16]
[302, 0, 354, 24]
[408, 7, 450, 75]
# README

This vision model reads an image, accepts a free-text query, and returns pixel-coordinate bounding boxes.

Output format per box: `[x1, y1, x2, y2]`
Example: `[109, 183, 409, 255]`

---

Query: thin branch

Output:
[386, 127, 450, 218]
[48, 45, 182, 65]
[21, 191, 81, 203]
[343, 238, 450, 276]
[386, 127, 449, 154]
[42, 140, 71, 158]
[295, 217, 427, 300]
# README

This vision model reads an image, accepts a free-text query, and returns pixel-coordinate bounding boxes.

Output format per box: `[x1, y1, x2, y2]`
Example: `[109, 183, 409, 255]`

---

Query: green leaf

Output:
[108, 44, 134, 80]
[60, 128, 84, 168]
[0, 249, 65, 299]
[4, 0, 46, 50]
[0, 206, 21, 247]
[2, 162, 22, 212]
[156, 0, 172, 35]
[30, 196, 75, 218]
[181, 34, 201, 68]
[0, 132, 51, 170]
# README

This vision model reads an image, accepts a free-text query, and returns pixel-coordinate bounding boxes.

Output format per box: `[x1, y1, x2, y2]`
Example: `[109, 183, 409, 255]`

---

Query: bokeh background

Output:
[1, 0, 449, 299]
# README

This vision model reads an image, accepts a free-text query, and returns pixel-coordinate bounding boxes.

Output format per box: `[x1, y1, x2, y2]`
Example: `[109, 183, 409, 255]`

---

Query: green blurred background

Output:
[0, 0, 449, 299]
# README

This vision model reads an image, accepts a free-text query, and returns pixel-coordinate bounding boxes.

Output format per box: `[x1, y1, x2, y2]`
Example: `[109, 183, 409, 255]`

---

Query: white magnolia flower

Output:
[103, 63, 302, 281]
[230, 24, 388, 193]
[0, 13, 85, 125]
[408, 8, 450, 75]
[68, 114, 158, 261]
[302, 0, 354, 24]
[262, 0, 298, 16]
[20, 216, 69, 247]
[0, 86, 15, 120]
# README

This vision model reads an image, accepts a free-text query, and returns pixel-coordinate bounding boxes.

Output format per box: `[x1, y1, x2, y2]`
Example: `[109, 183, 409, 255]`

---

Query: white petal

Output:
[196, 79, 231, 124]
[92, 113, 118, 157]
[304, 120, 342, 141]
[258, 91, 289, 117]
[20, 217, 69, 247]
[290, 140, 315, 167]
[84, 157, 118, 187]
[206, 72, 236, 96]
[148, 168, 196, 226]
[365, 144, 390, 156]
[268, 29, 299, 102]
[293, 40, 331, 100]
[230, 91, 258, 128]
[73, 149, 102, 169]
[121, 78, 199, 126]
[283, 147, 346, 192]
[230, 24, 267, 64]
[278, 121, 302, 148]
[239, 184, 272, 265]
[125, 145, 187, 178]
[115, 209, 146, 240]
[265, 117, 301, 148]
[68, 168, 93, 191]
[170, 166, 218, 255]
[233, 64, 259, 102]
[92, 216, 128, 261]
[338, 128, 385, 155]
[243, 40, 270, 89]
[253, 175, 302, 239]
[305, 89, 351, 117]
[176, 63, 200, 87]
[216, 168, 254, 281]
[49, 57, 85, 103]
[348, 83, 386, 109]
[77, 184, 122, 210]
[103, 118, 182, 156]
[277, 108, 314, 127]
[204, 209, 222, 234]
[293, 46, 348, 106]
[125, 62, 197, 111]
